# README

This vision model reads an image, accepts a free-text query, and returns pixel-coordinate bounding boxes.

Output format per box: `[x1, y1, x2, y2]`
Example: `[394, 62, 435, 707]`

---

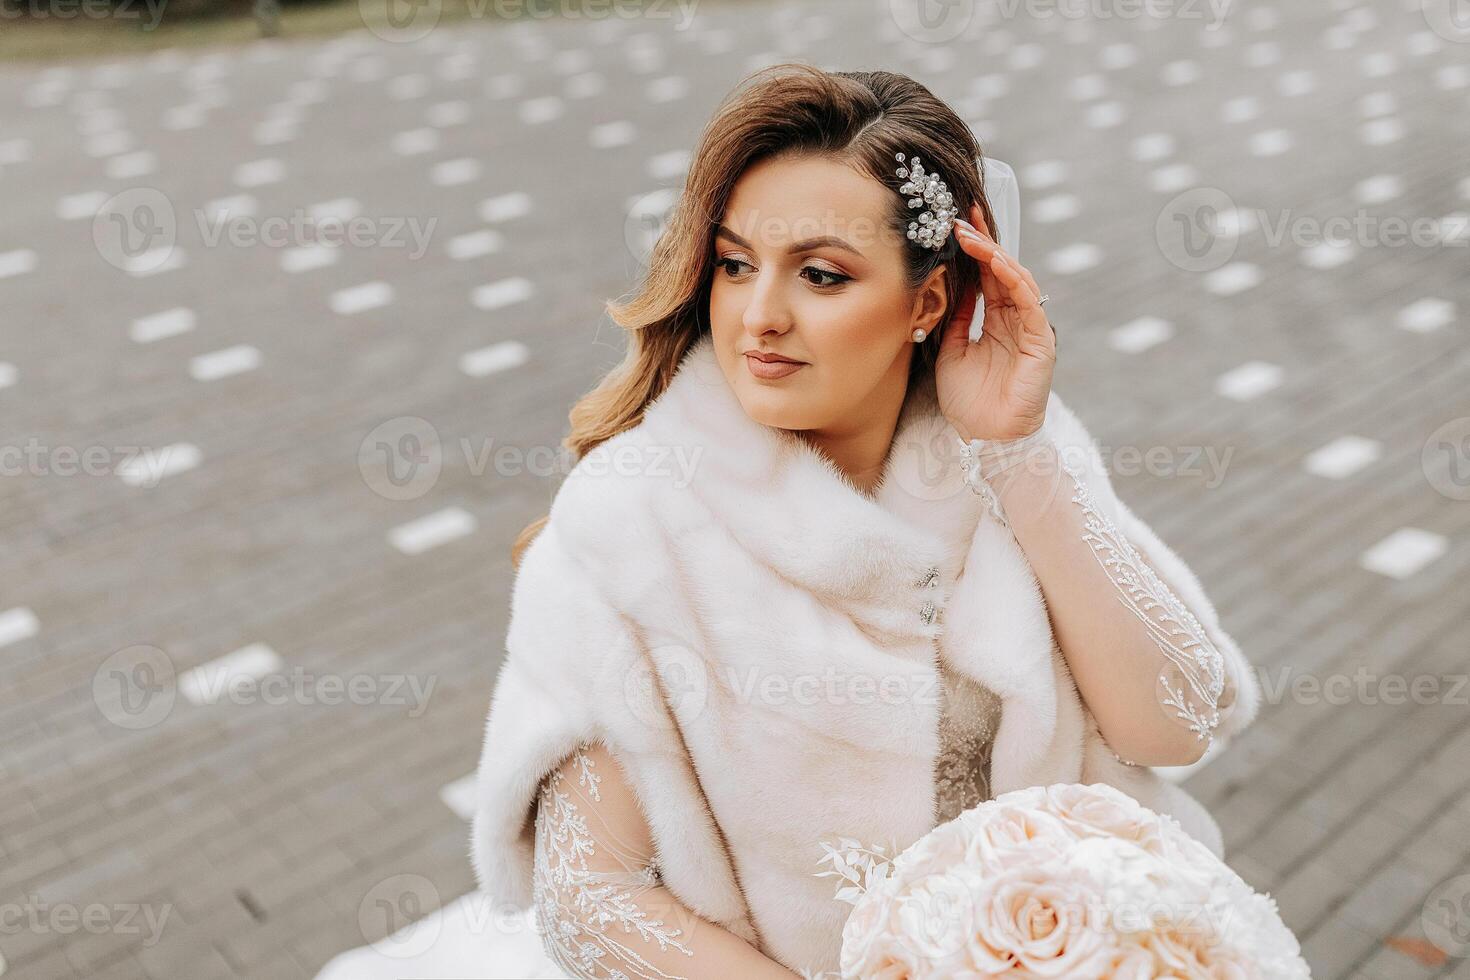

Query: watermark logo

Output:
[889, 425, 970, 503]
[623, 643, 710, 730]
[355, 418, 705, 500]
[359, 417, 443, 501]
[93, 188, 176, 273]
[1156, 187, 1239, 272]
[93, 645, 177, 730]
[624, 188, 680, 269]
[1422, 874, 1470, 957]
[1423, 418, 1470, 501]
[889, 0, 976, 44]
[359, 874, 442, 956]
[890, 428, 1237, 504]
[1157, 186, 1464, 272]
[92, 191, 433, 271]
[494, 0, 698, 25]
[196, 208, 435, 259]
[359, 0, 441, 42]
[92, 643, 437, 727]
[0, 0, 167, 30]
[724, 666, 942, 708]
[896, 873, 975, 960]
[1255, 665, 1469, 707]
[569, 440, 702, 489]
[181, 666, 437, 717]
[981, 0, 1235, 29]
[362, 0, 697, 43]
[2, 440, 193, 484]
[1422, 0, 1470, 43]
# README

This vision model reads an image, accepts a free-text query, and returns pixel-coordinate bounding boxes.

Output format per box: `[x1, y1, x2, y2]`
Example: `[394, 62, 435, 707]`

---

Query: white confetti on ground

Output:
[1303, 436, 1382, 479]
[1359, 528, 1448, 580]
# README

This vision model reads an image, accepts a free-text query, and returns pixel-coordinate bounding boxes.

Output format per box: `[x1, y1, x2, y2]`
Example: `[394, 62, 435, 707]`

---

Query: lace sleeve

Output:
[1061, 453, 1229, 757]
[959, 430, 1232, 763]
[532, 740, 801, 979]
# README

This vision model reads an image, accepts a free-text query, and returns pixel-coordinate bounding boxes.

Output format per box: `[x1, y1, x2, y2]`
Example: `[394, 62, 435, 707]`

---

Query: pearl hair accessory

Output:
[895, 152, 959, 251]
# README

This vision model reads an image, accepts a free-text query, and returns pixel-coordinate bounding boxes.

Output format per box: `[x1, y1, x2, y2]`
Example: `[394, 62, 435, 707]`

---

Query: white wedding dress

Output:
[314, 892, 566, 980]
[314, 667, 1004, 980]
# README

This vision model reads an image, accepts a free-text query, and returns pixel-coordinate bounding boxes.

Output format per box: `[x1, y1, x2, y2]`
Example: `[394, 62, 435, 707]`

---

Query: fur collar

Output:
[557, 333, 1088, 787]
[628, 333, 978, 646]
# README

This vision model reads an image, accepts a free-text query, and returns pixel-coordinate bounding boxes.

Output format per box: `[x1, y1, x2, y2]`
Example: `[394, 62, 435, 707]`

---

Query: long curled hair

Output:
[512, 63, 1001, 568]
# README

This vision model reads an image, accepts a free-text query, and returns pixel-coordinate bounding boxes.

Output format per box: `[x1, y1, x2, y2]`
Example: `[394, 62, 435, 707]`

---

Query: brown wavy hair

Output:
[511, 63, 1001, 569]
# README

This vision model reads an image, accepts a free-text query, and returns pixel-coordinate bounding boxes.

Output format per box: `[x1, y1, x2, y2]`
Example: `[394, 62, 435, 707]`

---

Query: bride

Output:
[322, 63, 1261, 980]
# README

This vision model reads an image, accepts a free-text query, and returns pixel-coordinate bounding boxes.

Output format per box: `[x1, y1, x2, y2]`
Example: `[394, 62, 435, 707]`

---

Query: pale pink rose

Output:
[1205, 952, 1259, 980]
[1043, 783, 1154, 845]
[1160, 820, 1230, 874]
[1104, 942, 1162, 980]
[963, 805, 1078, 867]
[850, 923, 927, 980]
[1128, 819, 1180, 861]
[1064, 836, 1223, 945]
[888, 871, 979, 973]
[1138, 925, 1231, 979]
[894, 819, 974, 884]
[839, 888, 891, 977]
[967, 859, 1119, 979]
[1158, 923, 1262, 980]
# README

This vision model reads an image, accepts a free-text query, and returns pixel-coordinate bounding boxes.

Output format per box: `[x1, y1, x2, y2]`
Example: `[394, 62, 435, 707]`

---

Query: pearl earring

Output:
[912, 328, 927, 342]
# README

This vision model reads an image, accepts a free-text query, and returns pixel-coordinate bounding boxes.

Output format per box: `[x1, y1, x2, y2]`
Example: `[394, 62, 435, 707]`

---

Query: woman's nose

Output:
[741, 273, 793, 336]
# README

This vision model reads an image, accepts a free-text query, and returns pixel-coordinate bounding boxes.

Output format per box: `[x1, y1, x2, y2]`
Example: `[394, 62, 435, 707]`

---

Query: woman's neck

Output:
[794, 392, 906, 499]
[799, 429, 892, 498]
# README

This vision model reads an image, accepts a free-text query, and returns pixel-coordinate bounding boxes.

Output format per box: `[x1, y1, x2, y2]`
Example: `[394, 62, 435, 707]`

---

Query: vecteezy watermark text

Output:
[358, 416, 705, 501]
[1256, 665, 1469, 706]
[195, 208, 435, 259]
[360, 0, 698, 44]
[1156, 187, 1466, 272]
[0, 0, 166, 29]
[0, 898, 172, 947]
[1, 439, 189, 486]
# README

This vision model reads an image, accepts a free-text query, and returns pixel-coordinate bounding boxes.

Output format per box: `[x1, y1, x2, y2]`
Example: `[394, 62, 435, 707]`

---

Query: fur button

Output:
[917, 565, 940, 623]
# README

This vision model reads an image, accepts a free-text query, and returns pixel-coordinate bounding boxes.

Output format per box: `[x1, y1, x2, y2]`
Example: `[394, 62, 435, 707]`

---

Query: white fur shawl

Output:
[470, 334, 1261, 976]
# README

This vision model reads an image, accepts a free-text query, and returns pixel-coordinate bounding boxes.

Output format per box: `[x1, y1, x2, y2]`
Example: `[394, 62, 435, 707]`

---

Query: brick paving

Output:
[0, 0, 1467, 977]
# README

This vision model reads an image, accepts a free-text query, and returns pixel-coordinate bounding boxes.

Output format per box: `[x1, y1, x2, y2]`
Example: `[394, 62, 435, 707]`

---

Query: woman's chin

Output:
[735, 386, 815, 431]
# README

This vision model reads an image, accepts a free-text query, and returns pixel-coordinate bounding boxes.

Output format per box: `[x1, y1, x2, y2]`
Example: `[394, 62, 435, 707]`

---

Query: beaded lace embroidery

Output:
[532, 743, 694, 979]
[955, 430, 1227, 760]
[1060, 455, 1226, 751]
[932, 666, 1003, 823]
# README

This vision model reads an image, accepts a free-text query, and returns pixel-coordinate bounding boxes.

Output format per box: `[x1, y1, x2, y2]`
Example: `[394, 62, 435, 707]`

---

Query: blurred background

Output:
[1, 0, 1468, 977]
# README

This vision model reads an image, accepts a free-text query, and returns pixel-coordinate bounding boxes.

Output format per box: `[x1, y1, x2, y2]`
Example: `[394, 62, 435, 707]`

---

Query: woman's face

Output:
[708, 154, 947, 434]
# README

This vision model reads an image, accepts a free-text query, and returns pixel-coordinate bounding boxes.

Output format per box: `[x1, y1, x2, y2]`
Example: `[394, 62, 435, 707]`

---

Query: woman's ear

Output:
[910, 263, 950, 334]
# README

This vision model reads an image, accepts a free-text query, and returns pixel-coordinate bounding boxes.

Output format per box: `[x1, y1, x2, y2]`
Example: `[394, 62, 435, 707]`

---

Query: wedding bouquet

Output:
[816, 783, 1310, 979]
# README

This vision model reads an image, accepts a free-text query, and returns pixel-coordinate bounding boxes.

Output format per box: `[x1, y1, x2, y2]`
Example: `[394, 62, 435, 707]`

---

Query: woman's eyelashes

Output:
[800, 265, 851, 288]
[712, 256, 852, 289]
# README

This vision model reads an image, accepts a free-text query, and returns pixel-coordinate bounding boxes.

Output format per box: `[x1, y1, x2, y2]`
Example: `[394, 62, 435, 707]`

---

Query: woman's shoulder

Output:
[537, 423, 680, 584]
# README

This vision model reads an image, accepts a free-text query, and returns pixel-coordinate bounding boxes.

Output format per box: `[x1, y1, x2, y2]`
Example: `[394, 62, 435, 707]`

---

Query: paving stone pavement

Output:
[1, 0, 1467, 977]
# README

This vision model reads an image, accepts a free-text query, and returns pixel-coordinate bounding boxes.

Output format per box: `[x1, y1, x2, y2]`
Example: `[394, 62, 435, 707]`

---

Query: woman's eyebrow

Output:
[715, 224, 864, 257]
